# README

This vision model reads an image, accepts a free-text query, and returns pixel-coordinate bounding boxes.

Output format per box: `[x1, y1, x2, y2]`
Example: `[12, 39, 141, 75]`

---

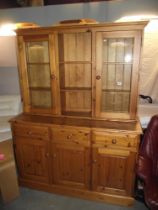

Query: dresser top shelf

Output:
[10, 114, 142, 134]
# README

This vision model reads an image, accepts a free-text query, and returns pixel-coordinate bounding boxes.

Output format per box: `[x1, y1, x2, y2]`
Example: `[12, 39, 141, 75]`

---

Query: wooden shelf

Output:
[62, 110, 92, 117]
[103, 61, 133, 65]
[59, 61, 92, 64]
[60, 87, 91, 91]
[27, 62, 50, 65]
[29, 87, 51, 91]
[102, 89, 131, 92]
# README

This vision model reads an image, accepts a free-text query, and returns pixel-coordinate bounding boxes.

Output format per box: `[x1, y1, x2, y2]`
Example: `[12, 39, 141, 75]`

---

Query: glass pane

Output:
[26, 41, 49, 63]
[27, 64, 51, 88]
[101, 37, 134, 113]
[101, 91, 130, 112]
[30, 90, 52, 108]
[58, 32, 91, 62]
[103, 38, 134, 63]
[59, 64, 91, 88]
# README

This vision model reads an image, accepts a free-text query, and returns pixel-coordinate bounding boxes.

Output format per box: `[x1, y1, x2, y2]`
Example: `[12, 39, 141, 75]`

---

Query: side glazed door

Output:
[95, 31, 142, 119]
[17, 33, 60, 115]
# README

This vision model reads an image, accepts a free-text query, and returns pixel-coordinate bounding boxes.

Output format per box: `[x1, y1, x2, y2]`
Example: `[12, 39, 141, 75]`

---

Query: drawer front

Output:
[92, 131, 139, 149]
[13, 124, 49, 140]
[51, 127, 90, 146]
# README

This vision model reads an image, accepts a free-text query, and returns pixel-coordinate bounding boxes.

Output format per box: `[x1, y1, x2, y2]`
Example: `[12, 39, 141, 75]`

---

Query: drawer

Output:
[51, 127, 90, 146]
[13, 124, 49, 140]
[92, 132, 139, 148]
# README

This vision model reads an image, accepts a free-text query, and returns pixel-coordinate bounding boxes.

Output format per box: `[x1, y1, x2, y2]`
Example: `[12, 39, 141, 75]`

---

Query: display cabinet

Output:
[12, 21, 147, 206]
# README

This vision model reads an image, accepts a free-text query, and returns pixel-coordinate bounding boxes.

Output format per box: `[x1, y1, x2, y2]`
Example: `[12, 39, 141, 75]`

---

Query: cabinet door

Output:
[92, 132, 138, 196]
[58, 30, 92, 117]
[95, 31, 142, 119]
[15, 137, 50, 183]
[50, 128, 91, 189]
[17, 34, 60, 115]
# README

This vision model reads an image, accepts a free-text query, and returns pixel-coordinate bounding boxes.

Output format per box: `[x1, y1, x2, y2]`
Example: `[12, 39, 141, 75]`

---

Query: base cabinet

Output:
[12, 119, 140, 206]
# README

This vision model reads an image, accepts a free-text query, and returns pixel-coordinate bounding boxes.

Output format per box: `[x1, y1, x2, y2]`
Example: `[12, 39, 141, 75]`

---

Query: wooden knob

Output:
[96, 75, 101, 80]
[45, 153, 50, 158]
[27, 131, 32, 135]
[51, 74, 56, 80]
[112, 139, 117, 144]
[67, 135, 72, 139]
[93, 159, 97, 164]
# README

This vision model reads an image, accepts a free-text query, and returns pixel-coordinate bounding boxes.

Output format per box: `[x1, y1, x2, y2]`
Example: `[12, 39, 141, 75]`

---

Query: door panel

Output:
[51, 143, 90, 189]
[15, 137, 50, 183]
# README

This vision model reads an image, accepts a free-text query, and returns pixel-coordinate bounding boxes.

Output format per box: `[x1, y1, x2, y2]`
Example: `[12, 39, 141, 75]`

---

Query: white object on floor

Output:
[138, 103, 158, 128]
[0, 95, 22, 142]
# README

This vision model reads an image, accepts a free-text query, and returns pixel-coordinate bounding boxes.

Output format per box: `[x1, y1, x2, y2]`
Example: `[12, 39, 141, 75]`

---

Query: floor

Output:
[0, 187, 148, 210]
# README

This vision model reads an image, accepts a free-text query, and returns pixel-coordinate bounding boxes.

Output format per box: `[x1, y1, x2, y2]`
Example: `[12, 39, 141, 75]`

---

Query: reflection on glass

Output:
[27, 64, 51, 88]
[26, 41, 49, 63]
[124, 54, 132, 63]
[26, 40, 52, 109]
[30, 90, 52, 108]
[103, 38, 134, 63]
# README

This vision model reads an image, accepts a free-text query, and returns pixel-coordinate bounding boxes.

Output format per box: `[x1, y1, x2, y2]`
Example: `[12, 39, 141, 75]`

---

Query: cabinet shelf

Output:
[29, 87, 51, 91]
[27, 62, 50, 65]
[103, 61, 133, 65]
[102, 89, 130, 92]
[59, 61, 92, 64]
[60, 87, 91, 92]
[62, 110, 92, 117]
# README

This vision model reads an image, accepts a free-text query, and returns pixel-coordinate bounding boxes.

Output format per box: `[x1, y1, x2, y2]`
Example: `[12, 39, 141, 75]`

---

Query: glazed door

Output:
[17, 34, 60, 115]
[95, 31, 142, 119]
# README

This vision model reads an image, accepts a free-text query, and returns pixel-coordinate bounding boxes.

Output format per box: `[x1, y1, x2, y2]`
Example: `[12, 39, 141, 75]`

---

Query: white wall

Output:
[140, 20, 158, 103]
[0, 67, 20, 95]
[0, 0, 158, 25]
[0, 0, 158, 95]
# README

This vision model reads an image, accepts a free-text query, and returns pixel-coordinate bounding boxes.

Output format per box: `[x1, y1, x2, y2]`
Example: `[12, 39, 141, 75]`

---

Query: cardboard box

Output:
[0, 140, 19, 203]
